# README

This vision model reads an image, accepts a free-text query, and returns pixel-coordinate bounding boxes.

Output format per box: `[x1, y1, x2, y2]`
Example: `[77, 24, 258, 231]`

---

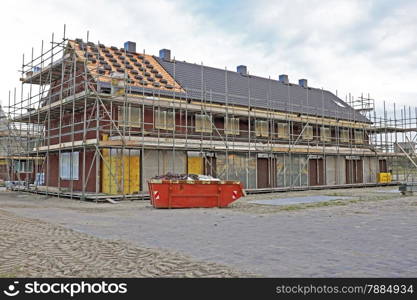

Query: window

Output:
[59, 152, 79, 180]
[255, 120, 269, 137]
[340, 129, 350, 143]
[302, 125, 314, 140]
[195, 114, 212, 133]
[354, 129, 364, 144]
[154, 109, 175, 130]
[118, 105, 141, 127]
[224, 117, 240, 135]
[320, 127, 331, 142]
[277, 123, 289, 139]
[14, 160, 33, 173]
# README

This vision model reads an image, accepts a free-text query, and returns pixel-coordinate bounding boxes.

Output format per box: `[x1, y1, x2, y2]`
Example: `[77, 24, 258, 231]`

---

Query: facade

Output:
[8, 36, 413, 199]
[0, 105, 39, 183]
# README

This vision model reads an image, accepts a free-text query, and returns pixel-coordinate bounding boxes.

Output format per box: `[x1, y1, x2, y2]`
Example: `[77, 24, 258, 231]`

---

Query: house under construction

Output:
[5, 31, 417, 200]
[0, 105, 41, 183]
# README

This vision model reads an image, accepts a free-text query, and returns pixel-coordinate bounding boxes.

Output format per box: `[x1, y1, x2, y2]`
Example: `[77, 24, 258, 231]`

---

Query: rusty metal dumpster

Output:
[148, 179, 245, 208]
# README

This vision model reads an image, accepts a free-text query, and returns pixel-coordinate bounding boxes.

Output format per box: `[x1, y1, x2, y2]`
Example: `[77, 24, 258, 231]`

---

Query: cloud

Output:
[1, 0, 416, 114]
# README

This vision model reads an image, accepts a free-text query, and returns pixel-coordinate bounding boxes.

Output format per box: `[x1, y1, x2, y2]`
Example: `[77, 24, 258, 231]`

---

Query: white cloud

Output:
[244, 0, 417, 108]
[1, 0, 416, 114]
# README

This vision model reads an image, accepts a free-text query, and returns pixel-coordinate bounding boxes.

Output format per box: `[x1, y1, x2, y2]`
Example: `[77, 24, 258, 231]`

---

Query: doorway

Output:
[308, 158, 325, 186]
[346, 159, 363, 184]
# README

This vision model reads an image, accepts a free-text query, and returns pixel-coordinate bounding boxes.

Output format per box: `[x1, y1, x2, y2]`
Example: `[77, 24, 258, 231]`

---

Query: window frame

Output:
[320, 126, 331, 142]
[154, 109, 175, 131]
[277, 122, 289, 139]
[340, 128, 350, 143]
[255, 120, 269, 137]
[118, 104, 142, 128]
[302, 125, 314, 141]
[354, 129, 364, 144]
[59, 151, 79, 180]
[195, 114, 212, 133]
[224, 116, 240, 135]
[14, 160, 33, 173]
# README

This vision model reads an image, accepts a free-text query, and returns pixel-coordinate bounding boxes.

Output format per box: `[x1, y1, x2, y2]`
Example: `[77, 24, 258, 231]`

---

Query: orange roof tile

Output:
[68, 40, 184, 93]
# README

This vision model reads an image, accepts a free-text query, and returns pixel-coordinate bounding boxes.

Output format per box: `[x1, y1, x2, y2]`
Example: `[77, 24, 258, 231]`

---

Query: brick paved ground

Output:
[0, 187, 416, 277]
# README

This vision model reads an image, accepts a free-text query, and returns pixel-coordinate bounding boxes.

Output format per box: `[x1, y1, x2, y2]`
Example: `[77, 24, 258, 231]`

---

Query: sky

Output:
[1, 0, 416, 116]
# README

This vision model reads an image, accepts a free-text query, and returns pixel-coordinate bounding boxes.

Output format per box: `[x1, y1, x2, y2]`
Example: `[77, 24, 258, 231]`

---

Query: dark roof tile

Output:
[155, 58, 369, 123]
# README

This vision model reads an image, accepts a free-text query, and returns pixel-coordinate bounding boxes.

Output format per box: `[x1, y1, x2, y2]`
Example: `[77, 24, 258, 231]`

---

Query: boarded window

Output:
[195, 114, 212, 133]
[118, 105, 141, 127]
[59, 152, 79, 180]
[302, 125, 314, 140]
[13, 160, 33, 173]
[354, 129, 364, 144]
[277, 123, 289, 138]
[340, 129, 350, 143]
[154, 109, 175, 130]
[166, 111, 175, 130]
[255, 120, 269, 137]
[224, 117, 240, 135]
[320, 127, 331, 142]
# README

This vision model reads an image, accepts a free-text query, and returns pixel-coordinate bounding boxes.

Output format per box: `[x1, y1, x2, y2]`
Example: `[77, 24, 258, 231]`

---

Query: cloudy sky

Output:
[1, 0, 416, 115]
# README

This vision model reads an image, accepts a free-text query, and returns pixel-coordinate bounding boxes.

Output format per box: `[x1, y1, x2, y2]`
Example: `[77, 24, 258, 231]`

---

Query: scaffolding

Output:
[4, 28, 417, 200]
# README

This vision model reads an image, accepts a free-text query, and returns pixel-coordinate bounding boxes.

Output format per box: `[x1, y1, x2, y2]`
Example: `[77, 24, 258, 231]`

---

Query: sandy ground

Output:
[1, 186, 417, 277]
[0, 193, 246, 277]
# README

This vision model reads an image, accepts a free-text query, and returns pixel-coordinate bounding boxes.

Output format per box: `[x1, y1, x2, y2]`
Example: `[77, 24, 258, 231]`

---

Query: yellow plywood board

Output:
[102, 149, 140, 195]
[377, 172, 392, 183]
[187, 156, 203, 174]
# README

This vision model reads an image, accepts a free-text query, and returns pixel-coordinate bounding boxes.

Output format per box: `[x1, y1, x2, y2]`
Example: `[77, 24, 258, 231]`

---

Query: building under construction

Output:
[4, 31, 417, 200]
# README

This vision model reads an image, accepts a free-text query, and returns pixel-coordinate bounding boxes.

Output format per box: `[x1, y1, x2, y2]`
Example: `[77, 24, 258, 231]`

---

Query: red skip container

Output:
[148, 179, 245, 208]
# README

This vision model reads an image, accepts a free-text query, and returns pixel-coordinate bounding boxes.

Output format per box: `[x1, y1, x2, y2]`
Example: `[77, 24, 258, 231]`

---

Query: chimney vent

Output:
[159, 49, 171, 60]
[237, 65, 247, 75]
[279, 74, 289, 84]
[124, 41, 136, 53]
[299, 79, 308, 88]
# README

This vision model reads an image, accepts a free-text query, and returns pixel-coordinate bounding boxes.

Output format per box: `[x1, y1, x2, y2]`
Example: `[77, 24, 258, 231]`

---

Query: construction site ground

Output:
[0, 186, 416, 277]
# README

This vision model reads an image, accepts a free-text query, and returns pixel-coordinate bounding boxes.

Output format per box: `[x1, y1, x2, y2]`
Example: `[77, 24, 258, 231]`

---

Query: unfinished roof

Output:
[155, 58, 370, 123]
[66, 39, 369, 123]
[68, 40, 184, 93]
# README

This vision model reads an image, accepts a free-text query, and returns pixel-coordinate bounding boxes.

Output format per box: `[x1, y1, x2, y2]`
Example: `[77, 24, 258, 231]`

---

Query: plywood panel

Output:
[216, 153, 252, 189]
[337, 156, 346, 184]
[102, 149, 140, 195]
[142, 150, 186, 191]
[326, 156, 337, 185]
[188, 156, 203, 174]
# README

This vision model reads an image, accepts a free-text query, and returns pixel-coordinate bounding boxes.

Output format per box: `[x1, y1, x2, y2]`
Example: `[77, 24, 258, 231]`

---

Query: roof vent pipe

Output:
[237, 65, 247, 75]
[299, 79, 308, 88]
[124, 41, 136, 53]
[159, 49, 171, 60]
[279, 74, 289, 84]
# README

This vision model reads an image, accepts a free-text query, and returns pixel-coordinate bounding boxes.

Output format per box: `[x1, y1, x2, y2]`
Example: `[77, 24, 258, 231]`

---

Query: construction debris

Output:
[151, 172, 219, 181]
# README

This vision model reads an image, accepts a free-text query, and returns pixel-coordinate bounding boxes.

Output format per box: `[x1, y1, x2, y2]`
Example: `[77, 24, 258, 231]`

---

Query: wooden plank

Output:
[36, 139, 97, 151]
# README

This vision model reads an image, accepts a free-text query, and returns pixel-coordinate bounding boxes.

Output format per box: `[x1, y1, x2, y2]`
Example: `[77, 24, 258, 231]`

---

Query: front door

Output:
[257, 158, 269, 188]
[346, 159, 363, 184]
[204, 156, 217, 178]
[309, 158, 324, 186]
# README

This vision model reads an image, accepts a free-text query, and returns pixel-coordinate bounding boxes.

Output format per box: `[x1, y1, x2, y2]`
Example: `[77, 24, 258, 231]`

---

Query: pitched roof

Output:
[68, 40, 183, 93]
[155, 58, 370, 123]
[69, 40, 369, 123]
